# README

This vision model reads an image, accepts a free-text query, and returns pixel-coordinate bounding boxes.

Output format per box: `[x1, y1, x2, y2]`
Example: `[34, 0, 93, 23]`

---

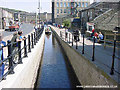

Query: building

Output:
[52, 0, 90, 23]
[78, 1, 120, 36]
[39, 12, 52, 22]
[0, 7, 14, 29]
[0, 7, 2, 29]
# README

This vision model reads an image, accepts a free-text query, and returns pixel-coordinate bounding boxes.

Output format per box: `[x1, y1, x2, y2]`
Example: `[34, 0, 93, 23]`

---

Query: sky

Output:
[0, 0, 52, 13]
[0, 0, 102, 13]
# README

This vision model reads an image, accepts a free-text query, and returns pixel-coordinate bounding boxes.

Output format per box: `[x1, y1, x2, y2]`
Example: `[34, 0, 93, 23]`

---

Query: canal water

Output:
[35, 32, 80, 88]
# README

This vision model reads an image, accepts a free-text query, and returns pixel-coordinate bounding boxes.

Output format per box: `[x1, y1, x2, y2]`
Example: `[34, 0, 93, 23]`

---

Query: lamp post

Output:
[38, 0, 40, 29]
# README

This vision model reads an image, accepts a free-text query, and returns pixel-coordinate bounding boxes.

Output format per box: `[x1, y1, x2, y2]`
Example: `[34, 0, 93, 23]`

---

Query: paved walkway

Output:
[50, 25, 120, 84]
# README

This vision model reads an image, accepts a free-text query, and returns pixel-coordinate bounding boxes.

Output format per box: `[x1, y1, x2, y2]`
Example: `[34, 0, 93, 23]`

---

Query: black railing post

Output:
[110, 40, 116, 75]
[65, 31, 66, 41]
[28, 35, 31, 52]
[92, 36, 95, 61]
[18, 41, 23, 64]
[36, 31, 38, 43]
[37, 31, 39, 41]
[24, 37, 28, 57]
[69, 33, 70, 44]
[60, 31, 61, 37]
[72, 33, 73, 46]
[31, 33, 34, 48]
[61, 32, 63, 39]
[82, 34, 84, 54]
[76, 36, 78, 49]
[7, 40, 14, 74]
[39, 29, 41, 38]
[34, 32, 36, 45]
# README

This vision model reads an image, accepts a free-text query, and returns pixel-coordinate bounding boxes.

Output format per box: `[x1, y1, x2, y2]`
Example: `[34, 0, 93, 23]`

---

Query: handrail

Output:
[59, 30, 120, 76]
[0, 26, 44, 82]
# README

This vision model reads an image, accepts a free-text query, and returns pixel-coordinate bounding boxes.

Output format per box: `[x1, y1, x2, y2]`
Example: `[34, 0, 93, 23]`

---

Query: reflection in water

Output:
[35, 33, 80, 88]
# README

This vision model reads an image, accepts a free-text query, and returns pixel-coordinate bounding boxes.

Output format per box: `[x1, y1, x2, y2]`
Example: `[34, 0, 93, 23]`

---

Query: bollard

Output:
[76, 36, 78, 49]
[60, 31, 61, 37]
[69, 33, 70, 44]
[65, 32, 66, 41]
[36, 31, 38, 43]
[67, 33, 68, 42]
[28, 35, 31, 52]
[7, 40, 14, 74]
[31, 33, 34, 48]
[72, 33, 73, 46]
[37, 30, 39, 41]
[82, 35, 84, 54]
[92, 36, 95, 61]
[18, 41, 23, 64]
[61, 32, 62, 39]
[24, 37, 28, 57]
[110, 40, 116, 75]
[34, 32, 36, 45]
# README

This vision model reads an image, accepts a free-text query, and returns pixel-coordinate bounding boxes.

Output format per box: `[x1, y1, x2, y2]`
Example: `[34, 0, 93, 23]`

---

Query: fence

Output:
[0, 27, 44, 82]
[60, 31, 120, 76]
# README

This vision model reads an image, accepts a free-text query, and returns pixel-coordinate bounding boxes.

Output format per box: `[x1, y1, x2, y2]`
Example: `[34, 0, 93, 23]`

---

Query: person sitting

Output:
[98, 32, 104, 42]
[94, 32, 98, 39]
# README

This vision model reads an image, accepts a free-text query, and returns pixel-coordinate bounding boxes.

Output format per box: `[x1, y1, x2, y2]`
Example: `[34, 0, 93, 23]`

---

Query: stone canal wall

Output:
[0, 30, 45, 89]
[51, 27, 118, 87]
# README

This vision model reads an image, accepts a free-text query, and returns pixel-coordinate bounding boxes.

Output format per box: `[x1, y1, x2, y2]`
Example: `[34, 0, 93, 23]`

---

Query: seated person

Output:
[94, 32, 99, 39]
[98, 32, 104, 40]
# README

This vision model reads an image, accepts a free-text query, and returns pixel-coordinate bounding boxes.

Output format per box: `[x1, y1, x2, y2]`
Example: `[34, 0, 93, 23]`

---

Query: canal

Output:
[35, 32, 80, 88]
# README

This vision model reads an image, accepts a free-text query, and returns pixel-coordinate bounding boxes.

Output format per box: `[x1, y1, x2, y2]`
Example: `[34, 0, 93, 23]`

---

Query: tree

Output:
[62, 19, 71, 29]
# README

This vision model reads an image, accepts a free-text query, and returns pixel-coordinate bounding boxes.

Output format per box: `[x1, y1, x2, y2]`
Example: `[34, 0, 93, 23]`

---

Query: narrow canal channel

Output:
[35, 32, 80, 88]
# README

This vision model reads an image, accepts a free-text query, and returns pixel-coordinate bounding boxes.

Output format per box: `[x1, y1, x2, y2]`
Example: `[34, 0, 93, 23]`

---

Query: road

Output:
[2, 23, 34, 38]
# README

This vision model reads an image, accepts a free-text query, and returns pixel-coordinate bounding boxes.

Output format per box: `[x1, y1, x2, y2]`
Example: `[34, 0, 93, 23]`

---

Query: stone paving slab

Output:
[50, 25, 120, 84]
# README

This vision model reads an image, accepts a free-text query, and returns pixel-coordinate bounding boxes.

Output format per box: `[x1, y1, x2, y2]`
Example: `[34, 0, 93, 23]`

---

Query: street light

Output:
[38, 0, 40, 29]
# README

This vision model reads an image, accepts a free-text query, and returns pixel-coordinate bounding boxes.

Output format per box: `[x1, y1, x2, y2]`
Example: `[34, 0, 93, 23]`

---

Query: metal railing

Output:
[0, 27, 44, 82]
[60, 31, 120, 76]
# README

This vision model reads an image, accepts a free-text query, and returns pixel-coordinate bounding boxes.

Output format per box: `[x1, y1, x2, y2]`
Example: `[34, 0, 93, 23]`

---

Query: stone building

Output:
[0, 7, 13, 29]
[52, 0, 90, 23]
[0, 7, 2, 29]
[39, 12, 52, 21]
[78, 2, 120, 34]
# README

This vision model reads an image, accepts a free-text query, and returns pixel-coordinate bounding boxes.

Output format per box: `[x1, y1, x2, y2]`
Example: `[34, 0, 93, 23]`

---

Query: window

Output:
[64, 9, 67, 13]
[68, 9, 70, 14]
[57, 2, 59, 7]
[64, 2, 66, 7]
[75, 2, 77, 7]
[82, 2, 84, 7]
[57, 9, 59, 13]
[85, 2, 88, 7]
[79, 2, 81, 7]
[61, 9, 62, 13]
[71, 2, 74, 7]
[67, 2, 70, 7]
[60, 2, 63, 7]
